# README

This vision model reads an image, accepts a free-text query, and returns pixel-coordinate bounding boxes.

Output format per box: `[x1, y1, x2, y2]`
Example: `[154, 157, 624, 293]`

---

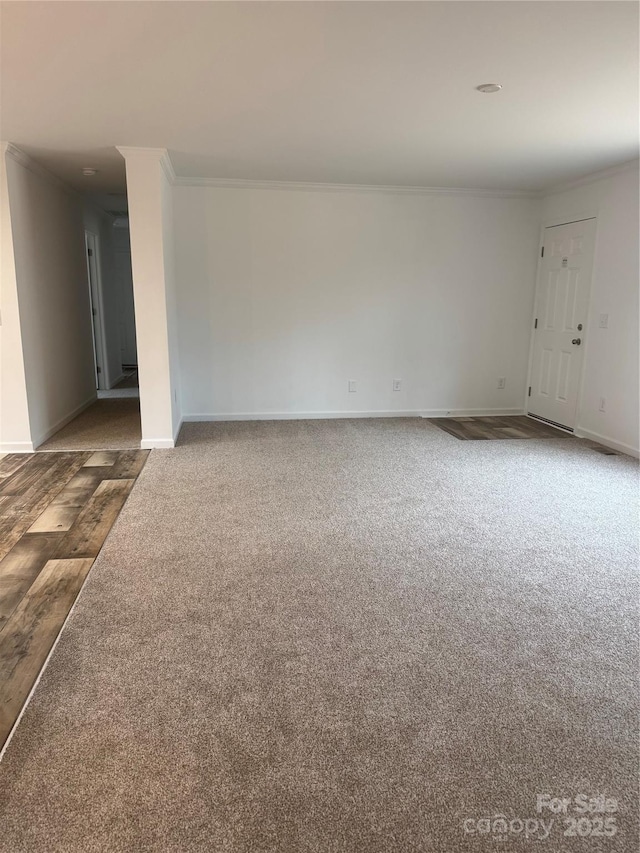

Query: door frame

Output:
[525, 213, 599, 431]
[84, 230, 108, 391]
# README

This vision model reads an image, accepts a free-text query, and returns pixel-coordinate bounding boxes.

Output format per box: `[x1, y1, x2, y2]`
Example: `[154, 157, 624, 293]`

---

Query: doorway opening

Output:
[37, 196, 142, 451]
[94, 213, 140, 402]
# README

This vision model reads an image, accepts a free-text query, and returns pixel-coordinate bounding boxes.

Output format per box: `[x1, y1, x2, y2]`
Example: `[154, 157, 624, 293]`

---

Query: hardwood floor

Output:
[0, 450, 148, 749]
[430, 415, 619, 453]
[429, 415, 573, 440]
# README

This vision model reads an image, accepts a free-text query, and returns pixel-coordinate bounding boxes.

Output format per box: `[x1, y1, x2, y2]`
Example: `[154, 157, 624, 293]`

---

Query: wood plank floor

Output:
[429, 415, 573, 440]
[430, 415, 618, 453]
[0, 450, 148, 750]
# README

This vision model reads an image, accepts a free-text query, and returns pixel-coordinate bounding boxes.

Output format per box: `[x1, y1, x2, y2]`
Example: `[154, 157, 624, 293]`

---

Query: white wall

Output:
[4, 148, 96, 448]
[540, 161, 639, 455]
[83, 204, 123, 389]
[173, 185, 541, 419]
[119, 147, 181, 447]
[0, 145, 32, 451]
[162, 176, 182, 439]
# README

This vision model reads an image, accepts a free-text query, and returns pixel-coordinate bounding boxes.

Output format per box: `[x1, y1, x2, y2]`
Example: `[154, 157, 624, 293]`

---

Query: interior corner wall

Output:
[161, 174, 182, 439]
[173, 186, 541, 419]
[0, 148, 32, 451]
[122, 150, 180, 447]
[540, 162, 640, 455]
[83, 204, 122, 389]
[4, 154, 96, 448]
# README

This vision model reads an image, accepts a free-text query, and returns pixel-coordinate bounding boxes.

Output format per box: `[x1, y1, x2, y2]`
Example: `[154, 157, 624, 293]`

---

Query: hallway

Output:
[37, 399, 141, 451]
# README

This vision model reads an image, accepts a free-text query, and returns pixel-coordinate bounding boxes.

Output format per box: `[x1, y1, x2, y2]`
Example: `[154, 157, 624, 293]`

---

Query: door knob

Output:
[572, 338, 582, 345]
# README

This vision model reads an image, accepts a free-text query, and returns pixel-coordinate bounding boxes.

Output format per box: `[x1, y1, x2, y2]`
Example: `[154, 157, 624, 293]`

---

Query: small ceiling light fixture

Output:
[81, 167, 98, 176]
[476, 83, 502, 94]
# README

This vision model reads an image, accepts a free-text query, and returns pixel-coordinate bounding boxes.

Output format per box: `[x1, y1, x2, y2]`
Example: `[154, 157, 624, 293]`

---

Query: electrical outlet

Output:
[599, 397, 606, 413]
[497, 377, 506, 390]
[393, 379, 402, 392]
[348, 380, 357, 393]
[599, 313, 609, 329]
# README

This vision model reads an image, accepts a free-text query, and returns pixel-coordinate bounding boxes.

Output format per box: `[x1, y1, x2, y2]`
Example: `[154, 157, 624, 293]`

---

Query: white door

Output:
[528, 218, 596, 429]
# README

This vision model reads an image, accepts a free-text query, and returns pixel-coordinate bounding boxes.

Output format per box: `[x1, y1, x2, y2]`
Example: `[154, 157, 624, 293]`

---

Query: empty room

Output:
[0, 2, 638, 851]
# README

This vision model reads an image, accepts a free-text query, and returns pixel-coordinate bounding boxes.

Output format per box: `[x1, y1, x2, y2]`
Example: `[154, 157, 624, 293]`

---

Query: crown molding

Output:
[542, 157, 639, 197]
[1, 142, 77, 196]
[116, 146, 176, 183]
[171, 175, 537, 198]
[159, 150, 176, 184]
[116, 146, 168, 158]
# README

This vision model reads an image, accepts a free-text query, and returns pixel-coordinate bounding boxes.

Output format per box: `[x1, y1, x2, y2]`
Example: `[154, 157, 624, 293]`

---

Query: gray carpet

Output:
[0, 418, 637, 852]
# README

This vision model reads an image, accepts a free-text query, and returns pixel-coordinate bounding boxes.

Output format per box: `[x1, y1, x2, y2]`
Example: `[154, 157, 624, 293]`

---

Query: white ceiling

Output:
[1, 1, 638, 194]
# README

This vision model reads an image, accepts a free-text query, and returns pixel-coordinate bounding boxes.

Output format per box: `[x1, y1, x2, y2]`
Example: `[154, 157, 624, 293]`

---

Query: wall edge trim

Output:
[0, 441, 35, 454]
[574, 427, 639, 459]
[2, 142, 78, 196]
[180, 408, 526, 423]
[171, 176, 537, 198]
[116, 146, 175, 183]
[141, 438, 175, 449]
[542, 158, 639, 197]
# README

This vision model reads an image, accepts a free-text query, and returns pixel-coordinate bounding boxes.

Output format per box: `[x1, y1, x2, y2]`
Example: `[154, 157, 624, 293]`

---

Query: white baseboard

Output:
[139, 416, 183, 450]
[33, 394, 97, 449]
[181, 407, 525, 423]
[574, 427, 639, 459]
[0, 441, 35, 454]
[421, 407, 525, 418]
[141, 438, 175, 449]
[182, 410, 425, 422]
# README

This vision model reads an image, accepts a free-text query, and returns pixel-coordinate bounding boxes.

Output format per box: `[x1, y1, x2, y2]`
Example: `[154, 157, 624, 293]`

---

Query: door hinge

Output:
[528, 386, 532, 397]
[534, 318, 538, 329]
[96, 365, 102, 374]
[87, 248, 93, 257]
[92, 308, 97, 316]
[541, 246, 544, 257]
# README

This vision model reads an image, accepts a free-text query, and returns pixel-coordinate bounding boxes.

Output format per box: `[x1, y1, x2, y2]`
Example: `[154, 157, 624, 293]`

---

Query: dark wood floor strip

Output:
[429, 416, 617, 453]
[0, 533, 65, 629]
[430, 415, 573, 441]
[0, 558, 94, 747]
[26, 468, 106, 534]
[55, 479, 135, 560]
[0, 455, 32, 480]
[0, 453, 60, 496]
[110, 449, 150, 480]
[0, 454, 90, 562]
[83, 451, 120, 467]
[0, 449, 148, 750]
